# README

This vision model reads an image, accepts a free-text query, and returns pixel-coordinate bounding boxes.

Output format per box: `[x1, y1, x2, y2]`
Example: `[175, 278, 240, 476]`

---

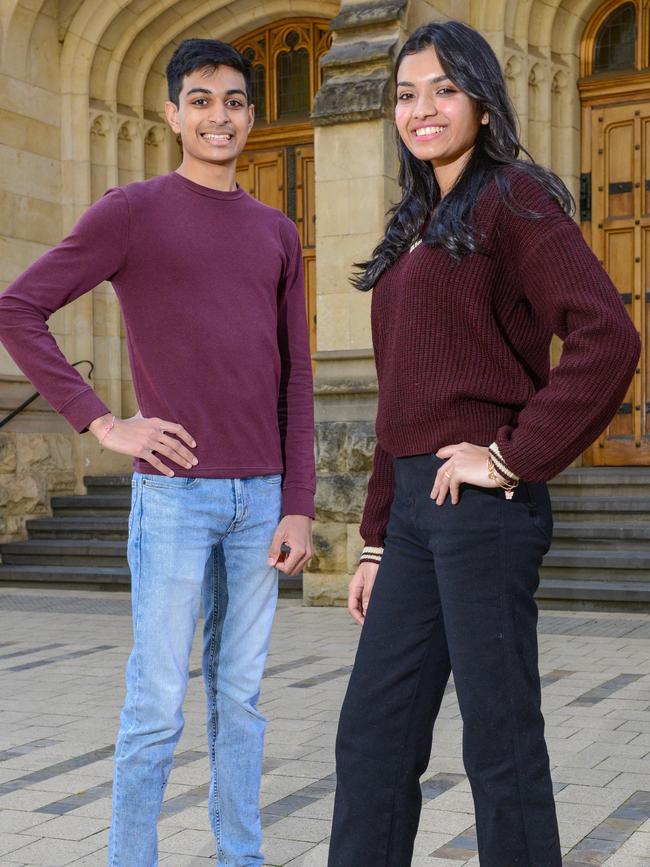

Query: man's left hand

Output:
[267, 515, 314, 576]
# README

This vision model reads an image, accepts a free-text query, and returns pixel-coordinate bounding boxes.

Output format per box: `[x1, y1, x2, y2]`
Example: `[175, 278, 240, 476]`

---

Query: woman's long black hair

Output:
[353, 20, 574, 291]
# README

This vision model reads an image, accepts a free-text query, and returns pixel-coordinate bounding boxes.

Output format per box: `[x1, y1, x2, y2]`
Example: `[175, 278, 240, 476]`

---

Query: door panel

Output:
[295, 144, 316, 352]
[588, 102, 648, 464]
[237, 142, 317, 354]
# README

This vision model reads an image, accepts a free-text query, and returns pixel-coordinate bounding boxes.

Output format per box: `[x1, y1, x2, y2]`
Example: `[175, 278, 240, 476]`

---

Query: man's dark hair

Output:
[166, 38, 253, 107]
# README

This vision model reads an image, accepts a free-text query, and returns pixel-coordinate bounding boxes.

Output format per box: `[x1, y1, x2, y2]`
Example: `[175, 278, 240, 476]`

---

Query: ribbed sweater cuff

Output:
[488, 441, 519, 483]
[59, 389, 110, 434]
[360, 545, 384, 565]
[281, 486, 315, 520]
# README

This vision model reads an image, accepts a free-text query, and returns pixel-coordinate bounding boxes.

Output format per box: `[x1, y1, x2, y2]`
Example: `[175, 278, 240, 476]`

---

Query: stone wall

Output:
[0, 431, 76, 543]
[306, 420, 376, 605]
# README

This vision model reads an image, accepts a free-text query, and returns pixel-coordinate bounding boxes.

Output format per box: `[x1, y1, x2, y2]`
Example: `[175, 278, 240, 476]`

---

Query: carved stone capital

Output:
[313, 0, 409, 126]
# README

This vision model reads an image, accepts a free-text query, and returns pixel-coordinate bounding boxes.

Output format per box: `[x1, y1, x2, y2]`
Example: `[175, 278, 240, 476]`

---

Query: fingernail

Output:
[192, 458, 198, 465]
[191, 441, 196, 448]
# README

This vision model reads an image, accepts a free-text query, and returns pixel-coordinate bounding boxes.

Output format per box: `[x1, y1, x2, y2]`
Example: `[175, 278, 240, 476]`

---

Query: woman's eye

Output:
[437, 87, 456, 95]
[397, 92, 414, 101]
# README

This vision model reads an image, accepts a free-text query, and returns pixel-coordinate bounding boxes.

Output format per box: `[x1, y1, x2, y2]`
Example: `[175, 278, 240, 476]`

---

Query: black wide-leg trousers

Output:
[328, 454, 562, 867]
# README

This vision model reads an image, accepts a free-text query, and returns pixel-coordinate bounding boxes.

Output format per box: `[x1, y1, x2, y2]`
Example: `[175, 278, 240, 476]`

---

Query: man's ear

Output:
[247, 103, 255, 133]
[164, 100, 181, 135]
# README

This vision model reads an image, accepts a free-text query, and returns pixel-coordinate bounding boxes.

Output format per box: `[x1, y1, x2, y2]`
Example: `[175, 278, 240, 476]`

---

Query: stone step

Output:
[548, 467, 650, 497]
[26, 516, 128, 540]
[1, 539, 127, 567]
[541, 548, 650, 581]
[550, 496, 650, 523]
[552, 522, 650, 551]
[536, 576, 650, 609]
[51, 494, 131, 517]
[0, 563, 302, 597]
[83, 475, 132, 495]
[0, 564, 131, 590]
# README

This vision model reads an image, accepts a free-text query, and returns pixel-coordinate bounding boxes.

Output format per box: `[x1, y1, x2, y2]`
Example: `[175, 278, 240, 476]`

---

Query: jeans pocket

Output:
[140, 473, 199, 490]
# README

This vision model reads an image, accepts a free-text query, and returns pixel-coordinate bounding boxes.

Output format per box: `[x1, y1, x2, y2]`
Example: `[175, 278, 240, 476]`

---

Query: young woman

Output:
[327, 20, 640, 867]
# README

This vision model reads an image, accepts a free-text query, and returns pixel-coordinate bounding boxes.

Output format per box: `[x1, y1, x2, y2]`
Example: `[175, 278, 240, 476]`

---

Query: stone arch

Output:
[30, 0, 338, 418]
[54, 0, 338, 224]
[140, 1, 338, 119]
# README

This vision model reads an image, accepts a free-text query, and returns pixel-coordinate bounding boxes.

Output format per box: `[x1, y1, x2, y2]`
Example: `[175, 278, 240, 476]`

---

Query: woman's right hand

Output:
[348, 561, 380, 626]
[89, 412, 197, 476]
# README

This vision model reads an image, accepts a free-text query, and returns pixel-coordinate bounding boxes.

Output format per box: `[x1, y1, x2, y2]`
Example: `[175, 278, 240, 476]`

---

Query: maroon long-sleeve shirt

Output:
[360, 167, 641, 548]
[0, 172, 316, 518]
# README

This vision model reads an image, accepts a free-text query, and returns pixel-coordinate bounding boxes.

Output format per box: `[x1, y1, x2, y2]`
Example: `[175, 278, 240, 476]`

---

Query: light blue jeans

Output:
[108, 472, 282, 866]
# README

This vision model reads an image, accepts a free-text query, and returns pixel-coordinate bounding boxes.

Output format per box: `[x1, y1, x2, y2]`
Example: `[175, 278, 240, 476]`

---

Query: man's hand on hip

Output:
[89, 411, 197, 476]
[268, 515, 314, 576]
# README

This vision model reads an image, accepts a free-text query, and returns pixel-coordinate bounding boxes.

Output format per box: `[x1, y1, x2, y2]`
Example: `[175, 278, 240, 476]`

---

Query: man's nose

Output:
[207, 102, 229, 125]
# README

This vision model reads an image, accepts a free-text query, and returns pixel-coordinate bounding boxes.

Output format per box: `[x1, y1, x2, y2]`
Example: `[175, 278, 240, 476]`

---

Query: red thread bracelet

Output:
[99, 415, 116, 446]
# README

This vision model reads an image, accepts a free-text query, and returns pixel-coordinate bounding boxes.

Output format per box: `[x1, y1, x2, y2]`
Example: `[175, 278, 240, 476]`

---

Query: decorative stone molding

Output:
[90, 114, 112, 137]
[145, 125, 165, 148]
[117, 119, 139, 142]
[312, 0, 409, 126]
[552, 69, 568, 94]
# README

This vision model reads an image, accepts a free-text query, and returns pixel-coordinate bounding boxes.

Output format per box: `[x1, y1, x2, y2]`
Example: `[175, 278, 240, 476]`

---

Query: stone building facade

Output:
[0, 0, 647, 603]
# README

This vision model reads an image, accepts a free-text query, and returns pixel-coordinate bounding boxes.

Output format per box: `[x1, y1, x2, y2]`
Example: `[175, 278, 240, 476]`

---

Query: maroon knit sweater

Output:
[360, 167, 641, 549]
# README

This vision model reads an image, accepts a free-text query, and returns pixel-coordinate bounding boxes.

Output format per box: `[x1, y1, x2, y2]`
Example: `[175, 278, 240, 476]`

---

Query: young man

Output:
[0, 39, 315, 866]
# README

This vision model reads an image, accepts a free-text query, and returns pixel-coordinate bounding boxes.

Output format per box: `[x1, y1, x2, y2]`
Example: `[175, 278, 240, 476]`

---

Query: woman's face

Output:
[395, 46, 486, 181]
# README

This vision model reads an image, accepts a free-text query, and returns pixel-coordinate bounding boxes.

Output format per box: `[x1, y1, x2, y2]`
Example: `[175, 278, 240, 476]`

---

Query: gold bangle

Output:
[487, 455, 519, 491]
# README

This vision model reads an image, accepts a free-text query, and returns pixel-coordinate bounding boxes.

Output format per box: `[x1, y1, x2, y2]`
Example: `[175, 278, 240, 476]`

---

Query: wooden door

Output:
[237, 143, 317, 354]
[587, 101, 649, 464]
[294, 144, 316, 352]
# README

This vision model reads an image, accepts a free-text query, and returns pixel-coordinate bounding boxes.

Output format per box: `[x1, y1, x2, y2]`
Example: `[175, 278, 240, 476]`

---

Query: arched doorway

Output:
[233, 18, 332, 355]
[580, 0, 650, 464]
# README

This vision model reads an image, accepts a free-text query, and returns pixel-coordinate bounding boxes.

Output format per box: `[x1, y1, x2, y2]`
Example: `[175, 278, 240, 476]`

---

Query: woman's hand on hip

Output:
[431, 442, 498, 506]
[348, 561, 379, 626]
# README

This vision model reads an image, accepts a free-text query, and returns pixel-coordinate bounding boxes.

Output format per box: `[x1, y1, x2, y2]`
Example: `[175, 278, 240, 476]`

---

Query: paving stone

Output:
[264, 816, 330, 843]
[26, 815, 108, 841]
[0, 836, 105, 865]
[158, 828, 216, 857]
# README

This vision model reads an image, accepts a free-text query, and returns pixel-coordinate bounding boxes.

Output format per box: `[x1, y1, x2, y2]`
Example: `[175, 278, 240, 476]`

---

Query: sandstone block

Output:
[316, 473, 368, 523]
[303, 571, 349, 607]
[0, 434, 17, 472]
[310, 520, 348, 574]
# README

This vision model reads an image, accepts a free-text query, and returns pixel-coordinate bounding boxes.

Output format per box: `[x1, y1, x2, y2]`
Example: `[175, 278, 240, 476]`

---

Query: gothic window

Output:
[593, 3, 636, 73]
[243, 47, 267, 119]
[234, 19, 331, 125]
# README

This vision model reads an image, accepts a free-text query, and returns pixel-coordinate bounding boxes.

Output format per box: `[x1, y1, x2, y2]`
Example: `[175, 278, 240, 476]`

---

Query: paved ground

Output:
[0, 589, 649, 866]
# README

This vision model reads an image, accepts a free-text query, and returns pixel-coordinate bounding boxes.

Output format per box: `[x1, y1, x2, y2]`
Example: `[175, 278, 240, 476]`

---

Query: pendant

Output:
[505, 490, 514, 500]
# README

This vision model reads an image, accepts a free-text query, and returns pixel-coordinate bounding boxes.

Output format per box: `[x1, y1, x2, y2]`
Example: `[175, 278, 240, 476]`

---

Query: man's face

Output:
[165, 64, 254, 167]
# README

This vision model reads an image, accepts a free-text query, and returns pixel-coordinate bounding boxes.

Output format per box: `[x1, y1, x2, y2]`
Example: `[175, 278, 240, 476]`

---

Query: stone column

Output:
[305, 0, 408, 605]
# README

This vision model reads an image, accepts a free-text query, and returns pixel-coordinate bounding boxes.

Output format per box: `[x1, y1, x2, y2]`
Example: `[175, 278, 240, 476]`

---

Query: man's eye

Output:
[192, 99, 208, 106]
[397, 93, 414, 101]
[226, 99, 244, 108]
